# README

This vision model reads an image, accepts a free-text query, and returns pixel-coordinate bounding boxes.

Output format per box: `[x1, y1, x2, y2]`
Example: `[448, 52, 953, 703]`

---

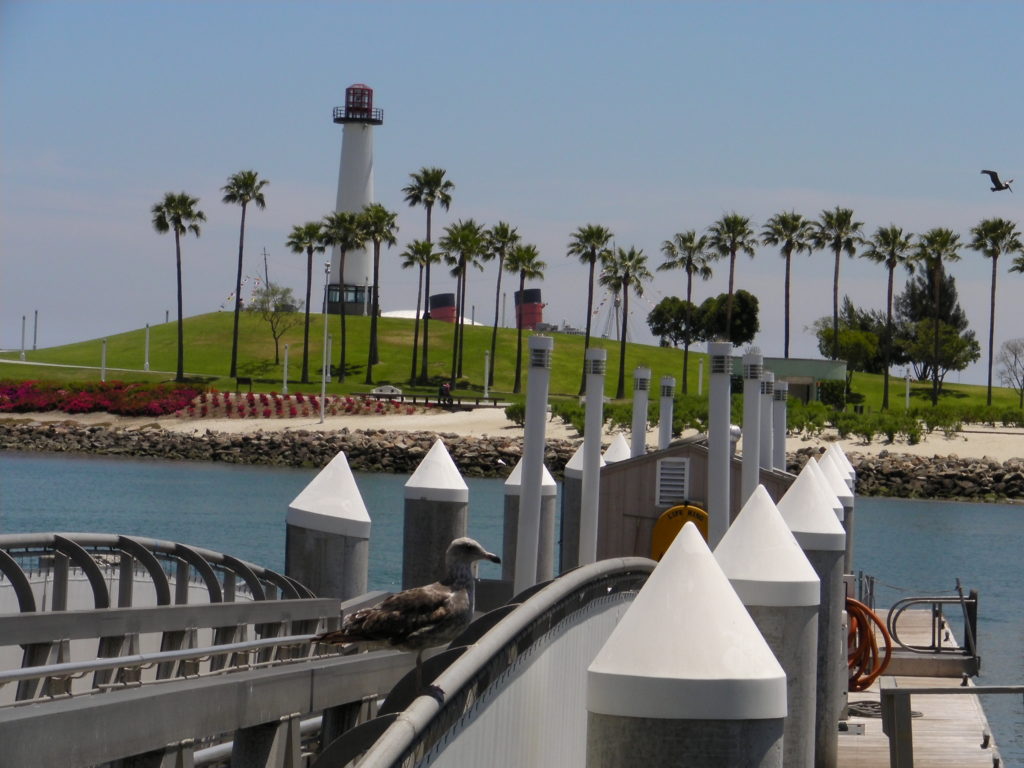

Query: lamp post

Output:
[320, 262, 331, 424]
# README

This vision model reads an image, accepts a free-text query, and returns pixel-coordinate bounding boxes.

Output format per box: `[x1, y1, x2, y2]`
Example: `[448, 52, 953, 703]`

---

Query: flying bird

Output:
[981, 170, 1014, 192]
[313, 537, 500, 688]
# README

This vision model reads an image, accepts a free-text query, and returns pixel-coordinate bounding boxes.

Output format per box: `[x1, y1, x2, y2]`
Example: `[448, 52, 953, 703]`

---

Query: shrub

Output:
[504, 401, 526, 427]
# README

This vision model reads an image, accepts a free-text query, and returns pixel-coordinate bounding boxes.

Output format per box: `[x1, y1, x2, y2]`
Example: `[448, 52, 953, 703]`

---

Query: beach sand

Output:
[6, 408, 1023, 463]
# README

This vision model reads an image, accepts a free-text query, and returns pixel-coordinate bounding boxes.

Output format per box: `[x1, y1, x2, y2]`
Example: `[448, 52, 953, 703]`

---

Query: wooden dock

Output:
[837, 609, 1002, 767]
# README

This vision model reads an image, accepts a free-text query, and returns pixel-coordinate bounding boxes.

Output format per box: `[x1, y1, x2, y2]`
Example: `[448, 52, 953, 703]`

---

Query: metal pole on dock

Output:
[503, 458, 557, 584]
[772, 381, 788, 471]
[579, 347, 607, 566]
[513, 335, 553, 596]
[658, 375, 675, 451]
[630, 367, 651, 458]
[759, 370, 774, 470]
[707, 341, 733, 548]
[741, 348, 762, 505]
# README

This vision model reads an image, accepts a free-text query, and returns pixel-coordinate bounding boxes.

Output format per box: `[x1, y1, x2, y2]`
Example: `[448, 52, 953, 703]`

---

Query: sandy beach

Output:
[6, 407, 1023, 463]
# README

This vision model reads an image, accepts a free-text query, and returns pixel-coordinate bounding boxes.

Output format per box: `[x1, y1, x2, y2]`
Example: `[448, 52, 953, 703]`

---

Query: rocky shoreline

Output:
[2, 421, 1022, 502]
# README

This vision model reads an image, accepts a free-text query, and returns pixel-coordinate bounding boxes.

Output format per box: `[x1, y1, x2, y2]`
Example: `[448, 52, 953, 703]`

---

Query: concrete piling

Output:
[777, 464, 847, 768]
[602, 433, 631, 465]
[741, 349, 763, 505]
[715, 485, 820, 768]
[578, 347, 607, 567]
[403, 439, 468, 589]
[285, 451, 370, 600]
[657, 376, 675, 451]
[502, 458, 557, 584]
[560, 443, 605, 573]
[707, 341, 734, 548]
[819, 453, 855, 574]
[759, 370, 775, 470]
[630, 367, 651, 458]
[772, 381, 789, 471]
[587, 523, 786, 767]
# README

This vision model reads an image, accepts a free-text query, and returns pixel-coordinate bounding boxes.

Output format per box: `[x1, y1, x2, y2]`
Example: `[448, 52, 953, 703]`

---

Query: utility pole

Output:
[262, 247, 270, 286]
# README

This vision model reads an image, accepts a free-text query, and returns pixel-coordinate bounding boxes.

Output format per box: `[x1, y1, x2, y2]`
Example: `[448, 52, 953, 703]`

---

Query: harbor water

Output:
[1, 450, 1021, 765]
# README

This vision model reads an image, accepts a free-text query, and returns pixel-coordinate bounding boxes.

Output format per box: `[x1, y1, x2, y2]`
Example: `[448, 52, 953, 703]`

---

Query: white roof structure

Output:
[503, 457, 557, 496]
[405, 439, 469, 503]
[587, 522, 787, 720]
[286, 451, 371, 538]
[776, 464, 846, 552]
[714, 485, 820, 607]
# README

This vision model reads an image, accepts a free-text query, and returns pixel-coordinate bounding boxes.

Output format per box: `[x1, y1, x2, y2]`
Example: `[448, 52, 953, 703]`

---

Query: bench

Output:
[235, 377, 253, 393]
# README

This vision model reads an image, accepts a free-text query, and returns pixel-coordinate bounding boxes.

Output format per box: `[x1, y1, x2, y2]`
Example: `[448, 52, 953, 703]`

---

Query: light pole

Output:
[320, 262, 331, 424]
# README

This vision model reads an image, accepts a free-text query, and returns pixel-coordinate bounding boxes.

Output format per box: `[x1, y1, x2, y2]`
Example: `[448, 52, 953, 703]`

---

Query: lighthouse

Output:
[329, 84, 383, 315]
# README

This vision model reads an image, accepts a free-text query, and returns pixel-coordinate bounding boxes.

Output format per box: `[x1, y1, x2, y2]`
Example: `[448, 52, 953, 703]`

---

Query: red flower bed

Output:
[0, 380, 201, 417]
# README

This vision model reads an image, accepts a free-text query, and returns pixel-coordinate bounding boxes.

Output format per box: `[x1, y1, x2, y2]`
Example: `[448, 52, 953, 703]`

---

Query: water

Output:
[1, 451, 1021, 764]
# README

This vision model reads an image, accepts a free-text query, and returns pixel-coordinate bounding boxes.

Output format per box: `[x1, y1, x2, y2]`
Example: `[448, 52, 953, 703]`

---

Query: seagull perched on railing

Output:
[313, 537, 500, 688]
[981, 169, 1014, 192]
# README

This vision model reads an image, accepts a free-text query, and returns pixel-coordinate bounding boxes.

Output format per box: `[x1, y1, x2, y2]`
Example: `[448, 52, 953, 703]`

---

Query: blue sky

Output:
[2, 1, 1022, 385]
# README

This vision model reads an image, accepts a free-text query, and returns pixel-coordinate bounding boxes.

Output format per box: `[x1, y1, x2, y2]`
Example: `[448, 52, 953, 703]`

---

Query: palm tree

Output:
[912, 228, 962, 406]
[320, 211, 366, 382]
[400, 239, 437, 384]
[403, 167, 454, 383]
[567, 224, 614, 394]
[360, 203, 399, 384]
[221, 170, 269, 378]
[506, 243, 546, 394]
[760, 211, 814, 359]
[706, 213, 756, 332]
[969, 218, 1024, 406]
[861, 225, 915, 410]
[439, 219, 486, 382]
[151, 192, 205, 382]
[600, 246, 652, 398]
[658, 230, 713, 392]
[482, 222, 521, 387]
[812, 207, 864, 360]
[286, 222, 326, 384]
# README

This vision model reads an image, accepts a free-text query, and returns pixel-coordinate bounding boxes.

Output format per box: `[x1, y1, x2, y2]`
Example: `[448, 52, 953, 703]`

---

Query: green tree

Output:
[760, 211, 814, 359]
[658, 230, 713, 391]
[698, 289, 760, 347]
[969, 218, 1024, 405]
[482, 222, 521, 387]
[706, 213, 756, 332]
[221, 170, 269, 378]
[360, 203, 399, 384]
[910, 227, 962, 405]
[505, 243, 546, 394]
[600, 246, 652, 398]
[439, 219, 486, 381]
[247, 282, 301, 365]
[997, 338, 1024, 409]
[321, 211, 366, 382]
[400, 239, 438, 384]
[151, 192, 206, 382]
[647, 296, 704, 349]
[402, 167, 454, 383]
[898, 319, 980, 394]
[567, 224, 614, 394]
[286, 221, 326, 384]
[812, 206, 864, 360]
[860, 224, 915, 409]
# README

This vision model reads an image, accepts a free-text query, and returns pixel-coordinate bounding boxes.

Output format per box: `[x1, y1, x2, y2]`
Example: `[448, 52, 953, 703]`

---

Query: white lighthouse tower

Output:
[330, 84, 383, 315]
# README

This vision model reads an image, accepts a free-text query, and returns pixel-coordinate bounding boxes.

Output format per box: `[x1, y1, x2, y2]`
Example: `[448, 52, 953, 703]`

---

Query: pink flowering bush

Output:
[0, 380, 201, 417]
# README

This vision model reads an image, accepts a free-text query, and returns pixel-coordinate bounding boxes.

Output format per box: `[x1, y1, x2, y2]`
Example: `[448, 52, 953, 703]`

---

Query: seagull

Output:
[313, 537, 500, 689]
[981, 169, 1014, 192]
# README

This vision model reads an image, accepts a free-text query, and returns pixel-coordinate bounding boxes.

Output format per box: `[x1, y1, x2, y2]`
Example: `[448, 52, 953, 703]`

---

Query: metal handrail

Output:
[886, 586, 979, 660]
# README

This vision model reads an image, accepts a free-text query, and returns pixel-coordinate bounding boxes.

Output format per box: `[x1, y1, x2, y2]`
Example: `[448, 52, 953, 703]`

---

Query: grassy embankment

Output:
[1, 311, 1019, 412]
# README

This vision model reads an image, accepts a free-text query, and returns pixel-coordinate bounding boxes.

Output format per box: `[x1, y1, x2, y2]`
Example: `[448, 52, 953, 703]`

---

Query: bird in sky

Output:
[981, 170, 1014, 192]
[314, 537, 500, 688]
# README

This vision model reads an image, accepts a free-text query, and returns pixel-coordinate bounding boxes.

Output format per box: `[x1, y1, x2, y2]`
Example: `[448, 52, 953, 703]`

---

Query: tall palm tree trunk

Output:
[986, 256, 998, 406]
[175, 231, 185, 382]
[301, 250, 312, 384]
[682, 272, 694, 393]
[410, 264, 423, 383]
[616, 285, 630, 398]
[783, 247, 792, 358]
[832, 247, 841, 360]
[513, 272, 526, 394]
[457, 265, 468, 377]
[931, 267, 941, 406]
[450, 267, 463, 383]
[230, 203, 247, 378]
[726, 250, 737, 331]
[578, 259, 597, 395]
[488, 256, 504, 387]
[365, 244, 381, 384]
[419, 206, 434, 384]
[882, 266, 895, 410]
[338, 251, 348, 382]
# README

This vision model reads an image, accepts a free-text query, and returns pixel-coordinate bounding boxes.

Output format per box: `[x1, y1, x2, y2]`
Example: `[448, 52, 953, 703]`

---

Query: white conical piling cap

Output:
[563, 442, 605, 480]
[714, 486, 820, 607]
[588, 522, 787, 720]
[602, 433, 632, 464]
[805, 458, 845, 520]
[404, 439, 469, 503]
[816, 453, 854, 506]
[822, 449, 855, 492]
[504, 457, 557, 496]
[776, 463, 846, 551]
[286, 451, 371, 538]
[826, 443, 856, 479]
